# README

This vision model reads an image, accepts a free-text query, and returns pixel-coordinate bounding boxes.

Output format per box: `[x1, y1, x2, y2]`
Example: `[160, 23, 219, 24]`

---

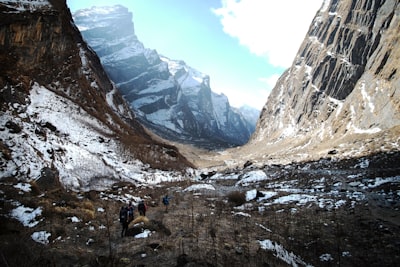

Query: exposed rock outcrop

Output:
[247, 0, 399, 162]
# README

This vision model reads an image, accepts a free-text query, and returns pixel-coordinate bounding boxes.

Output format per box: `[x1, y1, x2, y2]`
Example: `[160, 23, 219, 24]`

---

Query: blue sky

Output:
[67, 0, 323, 109]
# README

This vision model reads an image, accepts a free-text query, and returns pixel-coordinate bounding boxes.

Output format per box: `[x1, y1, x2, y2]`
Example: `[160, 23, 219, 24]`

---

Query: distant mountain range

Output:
[73, 5, 259, 149]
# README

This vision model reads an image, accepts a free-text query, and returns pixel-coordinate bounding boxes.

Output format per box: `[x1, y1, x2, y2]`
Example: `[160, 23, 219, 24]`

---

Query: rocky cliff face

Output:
[247, 0, 399, 161]
[73, 5, 256, 149]
[0, 0, 192, 189]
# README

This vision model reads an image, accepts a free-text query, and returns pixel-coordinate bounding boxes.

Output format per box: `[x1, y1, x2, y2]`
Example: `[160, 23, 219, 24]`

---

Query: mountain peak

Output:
[73, 4, 134, 37]
[73, 4, 129, 17]
[73, 5, 256, 149]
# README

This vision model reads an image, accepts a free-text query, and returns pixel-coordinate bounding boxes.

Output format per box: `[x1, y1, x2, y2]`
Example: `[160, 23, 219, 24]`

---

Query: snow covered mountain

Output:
[73, 5, 257, 149]
[0, 0, 192, 190]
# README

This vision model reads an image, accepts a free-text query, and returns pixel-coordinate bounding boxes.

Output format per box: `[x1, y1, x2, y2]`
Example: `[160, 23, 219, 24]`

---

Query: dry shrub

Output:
[51, 205, 95, 221]
[81, 200, 94, 211]
[38, 198, 56, 218]
[39, 195, 96, 222]
[29, 180, 42, 195]
[80, 208, 95, 221]
[54, 206, 69, 214]
[72, 200, 95, 221]
[37, 198, 52, 207]
[227, 191, 246, 206]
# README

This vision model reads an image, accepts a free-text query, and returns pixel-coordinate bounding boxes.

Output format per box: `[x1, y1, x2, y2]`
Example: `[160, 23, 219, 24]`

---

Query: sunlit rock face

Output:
[248, 0, 400, 159]
[73, 5, 257, 149]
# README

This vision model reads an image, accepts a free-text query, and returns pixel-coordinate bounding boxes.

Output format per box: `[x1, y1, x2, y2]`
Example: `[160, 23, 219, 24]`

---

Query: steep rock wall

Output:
[248, 0, 399, 160]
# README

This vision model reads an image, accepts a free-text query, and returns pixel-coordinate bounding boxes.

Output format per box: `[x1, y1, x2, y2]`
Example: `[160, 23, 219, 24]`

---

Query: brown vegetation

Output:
[1, 151, 399, 266]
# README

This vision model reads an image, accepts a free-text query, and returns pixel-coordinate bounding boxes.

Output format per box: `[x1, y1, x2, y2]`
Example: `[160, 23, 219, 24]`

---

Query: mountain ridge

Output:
[72, 5, 258, 149]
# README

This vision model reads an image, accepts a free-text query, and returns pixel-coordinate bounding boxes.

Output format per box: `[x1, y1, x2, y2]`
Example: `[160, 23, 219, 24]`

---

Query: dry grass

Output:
[1, 148, 399, 267]
[79, 208, 95, 221]
[29, 180, 42, 195]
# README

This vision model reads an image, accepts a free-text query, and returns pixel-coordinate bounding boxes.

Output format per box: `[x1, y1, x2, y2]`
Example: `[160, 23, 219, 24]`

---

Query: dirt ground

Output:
[1, 150, 399, 267]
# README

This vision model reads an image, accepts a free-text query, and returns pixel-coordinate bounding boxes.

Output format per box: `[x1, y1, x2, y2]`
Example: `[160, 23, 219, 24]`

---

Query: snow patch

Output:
[10, 205, 42, 227]
[258, 239, 310, 266]
[236, 170, 268, 186]
[135, 229, 152, 239]
[0, 82, 185, 191]
[14, 183, 31, 192]
[184, 184, 215, 192]
[70, 216, 81, 223]
[360, 82, 375, 113]
[31, 231, 51, 245]
[246, 189, 257, 201]
[320, 253, 334, 262]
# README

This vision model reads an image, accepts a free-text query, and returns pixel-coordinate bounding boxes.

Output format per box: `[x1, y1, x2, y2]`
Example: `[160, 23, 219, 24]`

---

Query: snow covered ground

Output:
[0, 83, 189, 191]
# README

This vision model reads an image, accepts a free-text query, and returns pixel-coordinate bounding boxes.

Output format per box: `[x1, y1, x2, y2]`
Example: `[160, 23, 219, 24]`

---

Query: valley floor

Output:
[1, 151, 399, 266]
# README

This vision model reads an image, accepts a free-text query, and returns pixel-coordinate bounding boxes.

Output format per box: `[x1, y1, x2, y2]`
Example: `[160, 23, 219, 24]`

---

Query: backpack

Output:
[162, 196, 169, 205]
[119, 207, 127, 223]
[127, 206, 134, 219]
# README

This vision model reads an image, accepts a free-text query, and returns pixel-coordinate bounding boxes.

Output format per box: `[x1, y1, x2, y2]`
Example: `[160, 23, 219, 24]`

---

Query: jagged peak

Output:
[0, 0, 52, 12]
[73, 4, 129, 17]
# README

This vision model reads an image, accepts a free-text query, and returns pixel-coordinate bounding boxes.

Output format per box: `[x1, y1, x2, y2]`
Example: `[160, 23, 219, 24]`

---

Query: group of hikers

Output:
[119, 195, 171, 237]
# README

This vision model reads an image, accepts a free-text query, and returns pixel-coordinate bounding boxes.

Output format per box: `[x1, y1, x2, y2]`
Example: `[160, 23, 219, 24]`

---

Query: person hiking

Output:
[119, 205, 128, 237]
[138, 200, 147, 216]
[162, 195, 171, 212]
[127, 201, 134, 223]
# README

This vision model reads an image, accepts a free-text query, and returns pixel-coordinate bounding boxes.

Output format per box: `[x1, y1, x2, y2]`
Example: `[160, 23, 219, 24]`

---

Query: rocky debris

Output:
[5, 120, 22, 133]
[35, 167, 61, 191]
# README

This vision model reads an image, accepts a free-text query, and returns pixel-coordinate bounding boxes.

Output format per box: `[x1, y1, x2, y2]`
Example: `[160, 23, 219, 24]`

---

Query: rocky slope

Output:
[72, 5, 257, 149]
[239, 0, 400, 165]
[0, 0, 193, 189]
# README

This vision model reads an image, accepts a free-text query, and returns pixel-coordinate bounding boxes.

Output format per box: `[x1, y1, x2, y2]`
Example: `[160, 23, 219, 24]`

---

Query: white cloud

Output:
[218, 85, 270, 110]
[214, 73, 282, 110]
[213, 0, 323, 68]
[259, 74, 280, 88]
